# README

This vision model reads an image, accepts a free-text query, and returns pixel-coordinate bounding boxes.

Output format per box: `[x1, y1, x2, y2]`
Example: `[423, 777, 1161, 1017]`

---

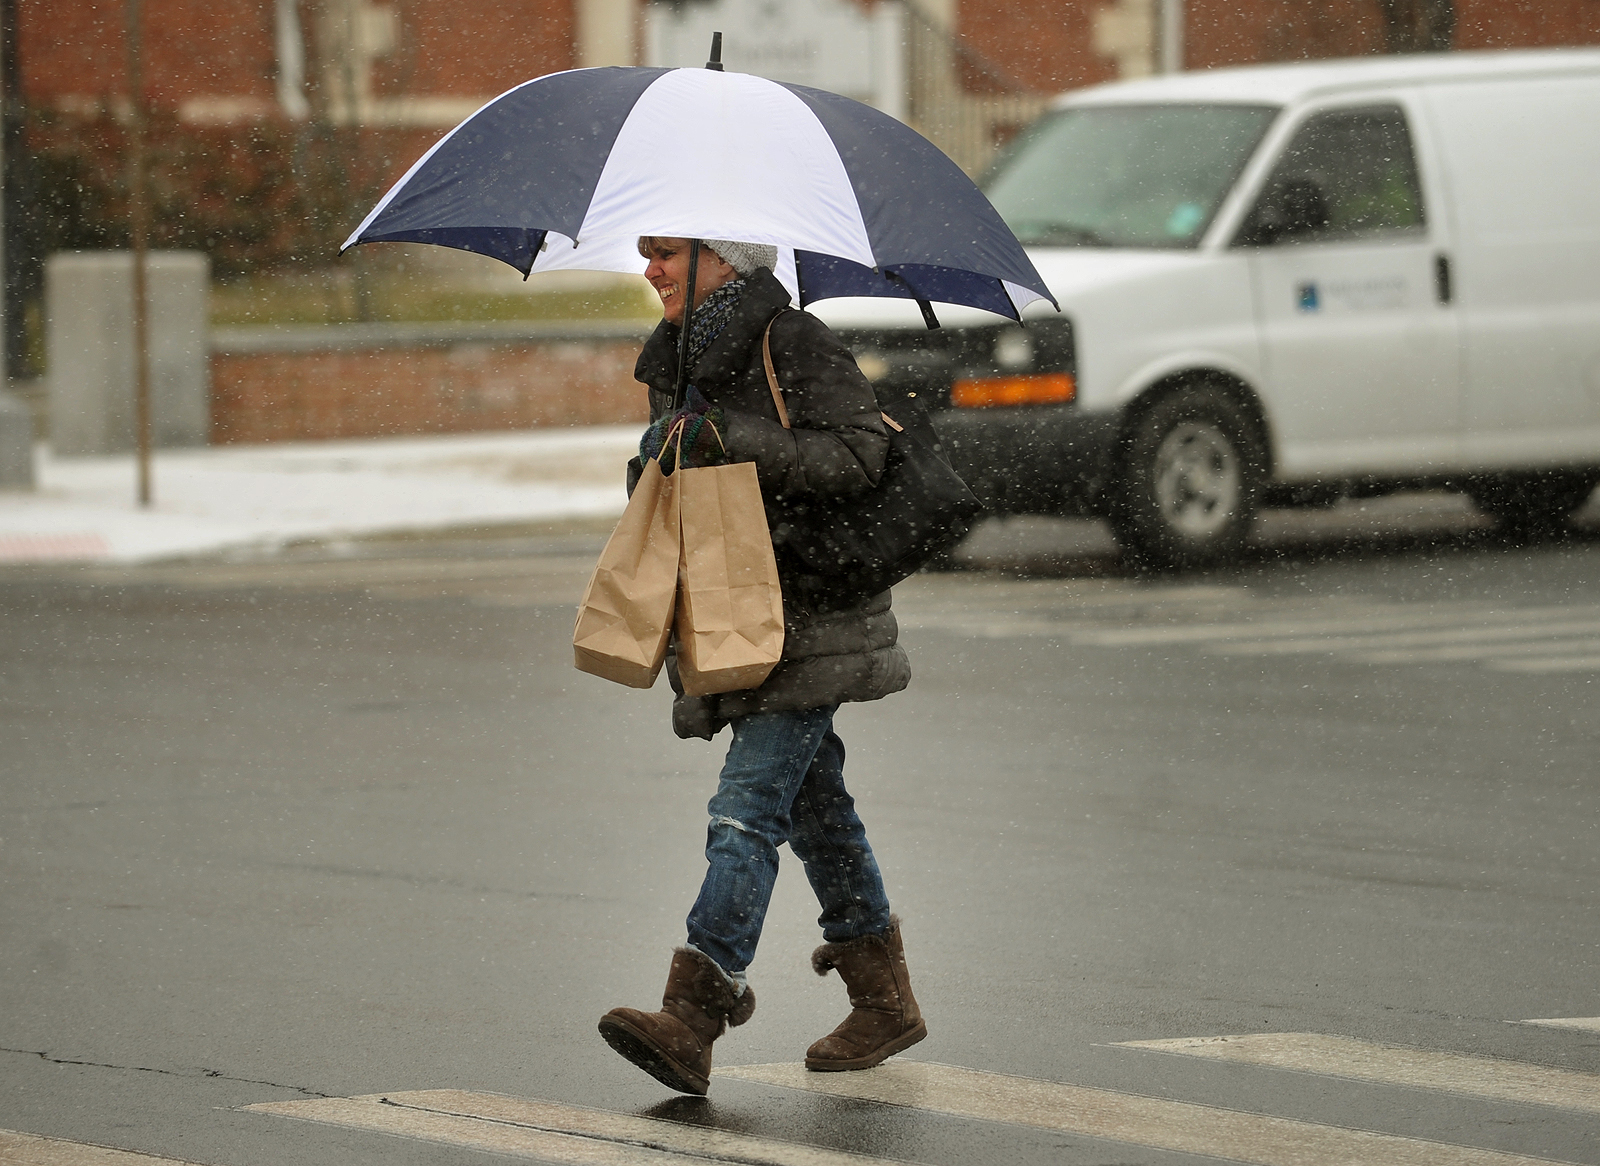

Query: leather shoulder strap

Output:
[761, 316, 793, 430]
[762, 310, 902, 433]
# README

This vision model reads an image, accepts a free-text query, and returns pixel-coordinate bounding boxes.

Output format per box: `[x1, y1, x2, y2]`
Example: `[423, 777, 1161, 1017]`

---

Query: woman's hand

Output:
[639, 387, 729, 471]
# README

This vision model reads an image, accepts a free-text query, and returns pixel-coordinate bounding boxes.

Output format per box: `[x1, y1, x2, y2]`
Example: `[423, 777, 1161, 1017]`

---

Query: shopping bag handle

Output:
[659, 413, 727, 475]
[762, 316, 903, 434]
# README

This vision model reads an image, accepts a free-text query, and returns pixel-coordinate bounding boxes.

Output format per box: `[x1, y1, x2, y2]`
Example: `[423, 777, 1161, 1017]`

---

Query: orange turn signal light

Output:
[951, 372, 1076, 409]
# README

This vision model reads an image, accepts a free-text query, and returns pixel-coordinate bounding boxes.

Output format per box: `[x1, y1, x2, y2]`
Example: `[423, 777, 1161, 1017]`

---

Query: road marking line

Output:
[894, 580, 1253, 610]
[244, 1090, 904, 1165]
[1206, 620, 1600, 656]
[1489, 656, 1600, 673]
[1070, 605, 1600, 647]
[1118, 1033, 1600, 1114]
[0, 1129, 210, 1166]
[900, 616, 1071, 639]
[1517, 1018, 1600, 1034]
[904, 607, 1555, 645]
[714, 1060, 1573, 1166]
[1350, 639, 1600, 665]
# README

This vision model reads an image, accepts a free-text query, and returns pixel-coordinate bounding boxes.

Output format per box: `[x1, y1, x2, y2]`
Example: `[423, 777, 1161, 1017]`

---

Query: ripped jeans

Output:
[685, 705, 892, 976]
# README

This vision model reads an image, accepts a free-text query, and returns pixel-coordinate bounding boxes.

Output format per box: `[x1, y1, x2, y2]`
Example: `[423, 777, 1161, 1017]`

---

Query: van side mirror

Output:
[1238, 177, 1331, 246]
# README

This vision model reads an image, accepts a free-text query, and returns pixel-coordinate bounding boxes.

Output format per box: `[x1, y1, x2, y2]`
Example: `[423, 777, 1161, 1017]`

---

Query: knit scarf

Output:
[680, 278, 746, 370]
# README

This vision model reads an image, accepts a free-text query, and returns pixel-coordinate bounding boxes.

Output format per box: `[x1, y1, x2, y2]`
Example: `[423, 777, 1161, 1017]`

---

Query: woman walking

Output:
[598, 237, 926, 1096]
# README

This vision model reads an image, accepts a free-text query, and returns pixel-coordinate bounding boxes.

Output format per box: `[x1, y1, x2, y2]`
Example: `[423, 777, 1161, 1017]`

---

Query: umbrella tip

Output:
[706, 31, 724, 71]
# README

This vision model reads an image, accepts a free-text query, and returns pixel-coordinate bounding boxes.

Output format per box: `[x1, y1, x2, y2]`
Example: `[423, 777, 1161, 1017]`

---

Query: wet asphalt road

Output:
[3, 497, 1599, 1166]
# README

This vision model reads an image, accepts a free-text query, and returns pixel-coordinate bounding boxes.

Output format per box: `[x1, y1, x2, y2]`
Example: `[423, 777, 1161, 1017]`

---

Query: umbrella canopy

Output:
[343, 65, 1056, 321]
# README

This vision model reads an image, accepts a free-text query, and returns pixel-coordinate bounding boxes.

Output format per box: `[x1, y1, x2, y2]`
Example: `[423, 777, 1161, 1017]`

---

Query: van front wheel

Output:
[1109, 387, 1265, 570]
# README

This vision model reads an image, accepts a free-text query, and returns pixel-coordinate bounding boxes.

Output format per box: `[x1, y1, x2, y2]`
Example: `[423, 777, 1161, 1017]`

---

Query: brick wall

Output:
[959, 2, 1117, 94]
[1455, 0, 1600, 49]
[22, 0, 577, 113]
[372, 2, 576, 97]
[1186, 0, 1600, 66]
[28, 0, 1600, 118]
[210, 324, 652, 444]
[1186, 0, 1387, 69]
[20, 0, 279, 108]
[959, 0, 1600, 94]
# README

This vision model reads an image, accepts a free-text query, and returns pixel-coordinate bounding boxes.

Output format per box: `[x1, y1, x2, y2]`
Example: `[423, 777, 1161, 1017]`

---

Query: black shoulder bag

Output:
[761, 317, 981, 606]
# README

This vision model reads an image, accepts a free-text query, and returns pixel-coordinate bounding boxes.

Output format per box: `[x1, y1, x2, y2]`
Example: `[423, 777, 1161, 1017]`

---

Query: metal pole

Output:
[0, 2, 7, 371]
[670, 34, 726, 410]
[126, 0, 152, 507]
[673, 238, 700, 411]
[1158, 0, 1184, 75]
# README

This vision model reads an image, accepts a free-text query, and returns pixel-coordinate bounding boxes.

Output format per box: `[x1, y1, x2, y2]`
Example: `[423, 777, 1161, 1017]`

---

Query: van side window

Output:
[1236, 105, 1426, 246]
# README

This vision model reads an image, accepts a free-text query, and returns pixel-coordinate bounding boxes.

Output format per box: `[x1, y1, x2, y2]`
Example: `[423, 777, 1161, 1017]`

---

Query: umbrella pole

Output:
[673, 238, 701, 410]
[886, 270, 941, 330]
[672, 34, 721, 409]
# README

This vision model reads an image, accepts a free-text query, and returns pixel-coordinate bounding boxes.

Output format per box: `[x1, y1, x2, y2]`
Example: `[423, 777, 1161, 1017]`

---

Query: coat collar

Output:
[635, 268, 793, 397]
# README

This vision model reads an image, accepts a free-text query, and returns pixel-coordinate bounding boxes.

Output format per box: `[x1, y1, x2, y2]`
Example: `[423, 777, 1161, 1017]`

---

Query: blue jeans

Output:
[685, 706, 892, 976]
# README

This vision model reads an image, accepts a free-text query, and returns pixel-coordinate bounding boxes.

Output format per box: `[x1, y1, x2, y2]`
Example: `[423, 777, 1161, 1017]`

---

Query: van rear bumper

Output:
[931, 404, 1122, 517]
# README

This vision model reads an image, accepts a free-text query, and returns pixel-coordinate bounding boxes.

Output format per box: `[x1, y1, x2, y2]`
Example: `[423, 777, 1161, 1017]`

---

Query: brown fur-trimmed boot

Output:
[806, 915, 927, 1071]
[598, 948, 755, 1095]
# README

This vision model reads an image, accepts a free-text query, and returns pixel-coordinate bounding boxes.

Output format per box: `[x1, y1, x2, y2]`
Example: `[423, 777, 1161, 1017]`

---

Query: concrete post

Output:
[1158, 0, 1184, 74]
[0, 9, 27, 491]
[45, 251, 210, 457]
[575, 0, 636, 68]
[0, 387, 33, 488]
[1092, 0, 1156, 80]
[873, 1, 908, 124]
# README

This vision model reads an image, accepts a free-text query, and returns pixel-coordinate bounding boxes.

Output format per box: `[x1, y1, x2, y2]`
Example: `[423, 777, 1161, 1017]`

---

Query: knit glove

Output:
[638, 413, 675, 466]
[639, 387, 728, 471]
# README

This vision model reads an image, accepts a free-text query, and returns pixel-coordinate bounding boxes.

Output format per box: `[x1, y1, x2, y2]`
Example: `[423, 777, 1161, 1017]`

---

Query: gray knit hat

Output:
[704, 239, 778, 276]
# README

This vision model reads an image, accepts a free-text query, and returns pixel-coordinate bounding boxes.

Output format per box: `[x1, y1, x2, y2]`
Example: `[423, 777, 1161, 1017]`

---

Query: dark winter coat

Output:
[630, 268, 911, 739]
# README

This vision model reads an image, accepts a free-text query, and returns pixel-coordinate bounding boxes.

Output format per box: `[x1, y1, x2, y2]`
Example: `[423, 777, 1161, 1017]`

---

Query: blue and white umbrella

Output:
[343, 64, 1055, 322]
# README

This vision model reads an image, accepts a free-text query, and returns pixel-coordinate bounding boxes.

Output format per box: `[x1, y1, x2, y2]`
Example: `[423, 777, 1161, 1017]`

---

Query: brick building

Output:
[13, 0, 1599, 224]
[9, 0, 1600, 439]
[960, 0, 1600, 95]
[16, 1, 1599, 143]
[13, 0, 614, 127]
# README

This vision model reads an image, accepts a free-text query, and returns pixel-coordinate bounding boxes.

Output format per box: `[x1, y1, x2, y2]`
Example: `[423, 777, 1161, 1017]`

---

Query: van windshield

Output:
[985, 103, 1278, 249]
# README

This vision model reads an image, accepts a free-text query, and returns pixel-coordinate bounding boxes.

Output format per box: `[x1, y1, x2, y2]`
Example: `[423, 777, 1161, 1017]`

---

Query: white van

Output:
[813, 49, 1600, 567]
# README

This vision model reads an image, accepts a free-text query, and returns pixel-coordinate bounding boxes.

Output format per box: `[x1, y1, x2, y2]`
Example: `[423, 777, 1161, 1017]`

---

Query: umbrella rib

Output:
[885, 270, 941, 330]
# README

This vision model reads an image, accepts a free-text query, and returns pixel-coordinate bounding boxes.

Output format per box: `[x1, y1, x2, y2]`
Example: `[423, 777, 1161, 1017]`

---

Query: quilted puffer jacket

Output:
[629, 268, 911, 739]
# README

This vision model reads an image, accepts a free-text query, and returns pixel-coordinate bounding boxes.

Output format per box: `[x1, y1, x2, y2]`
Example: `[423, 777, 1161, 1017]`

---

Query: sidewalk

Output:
[0, 427, 637, 564]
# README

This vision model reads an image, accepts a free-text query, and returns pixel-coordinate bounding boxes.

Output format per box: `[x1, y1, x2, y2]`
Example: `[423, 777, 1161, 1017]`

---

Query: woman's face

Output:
[640, 238, 737, 325]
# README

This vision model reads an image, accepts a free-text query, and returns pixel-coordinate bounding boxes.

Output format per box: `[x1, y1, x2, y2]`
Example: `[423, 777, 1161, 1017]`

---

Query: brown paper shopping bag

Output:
[572, 455, 681, 688]
[673, 459, 786, 697]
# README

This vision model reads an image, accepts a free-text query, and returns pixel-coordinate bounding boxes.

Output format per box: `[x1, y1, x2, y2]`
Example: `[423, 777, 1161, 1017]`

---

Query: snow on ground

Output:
[0, 427, 638, 564]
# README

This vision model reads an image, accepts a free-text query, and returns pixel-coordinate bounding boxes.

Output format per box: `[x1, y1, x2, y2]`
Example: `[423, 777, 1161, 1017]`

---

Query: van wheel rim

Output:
[1153, 422, 1239, 537]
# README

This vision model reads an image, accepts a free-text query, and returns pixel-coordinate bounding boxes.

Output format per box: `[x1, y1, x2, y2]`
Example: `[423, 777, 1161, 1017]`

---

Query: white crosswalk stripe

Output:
[1349, 638, 1600, 664]
[243, 1091, 903, 1165]
[894, 577, 1600, 674]
[1203, 617, 1600, 656]
[0, 1129, 208, 1165]
[1490, 654, 1600, 673]
[16, 1029, 1600, 1166]
[1067, 607, 1553, 648]
[1517, 1017, 1600, 1034]
[1116, 1032, 1600, 1114]
[716, 1060, 1574, 1166]
[225, 1025, 1600, 1166]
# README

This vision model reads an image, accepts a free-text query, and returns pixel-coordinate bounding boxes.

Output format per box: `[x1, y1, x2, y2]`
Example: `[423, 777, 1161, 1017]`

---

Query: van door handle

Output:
[1435, 253, 1453, 305]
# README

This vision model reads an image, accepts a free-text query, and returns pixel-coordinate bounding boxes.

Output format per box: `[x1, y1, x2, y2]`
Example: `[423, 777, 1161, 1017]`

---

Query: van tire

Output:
[1109, 387, 1265, 570]
[1466, 470, 1599, 534]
